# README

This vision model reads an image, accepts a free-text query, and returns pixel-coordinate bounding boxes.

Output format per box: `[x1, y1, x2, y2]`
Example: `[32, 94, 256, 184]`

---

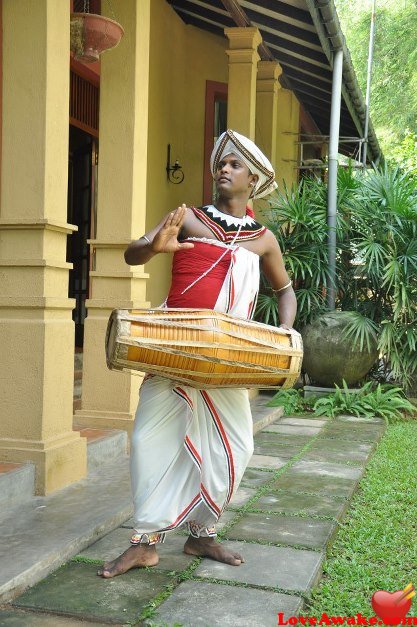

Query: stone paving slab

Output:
[263, 424, 323, 436]
[225, 512, 337, 549]
[248, 454, 288, 470]
[0, 459, 132, 604]
[284, 459, 364, 480]
[239, 467, 275, 488]
[250, 491, 348, 519]
[252, 397, 284, 434]
[2, 401, 386, 624]
[0, 609, 108, 625]
[253, 443, 304, 458]
[279, 417, 329, 426]
[253, 433, 310, 458]
[255, 433, 312, 447]
[13, 562, 173, 625]
[151, 580, 302, 627]
[228, 486, 257, 508]
[270, 474, 357, 498]
[215, 511, 239, 533]
[301, 438, 374, 464]
[79, 528, 196, 573]
[270, 460, 363, 498]
[336, 415, 385, 424]
[194, 540, 323, 592]
[320, 421, 385, 442]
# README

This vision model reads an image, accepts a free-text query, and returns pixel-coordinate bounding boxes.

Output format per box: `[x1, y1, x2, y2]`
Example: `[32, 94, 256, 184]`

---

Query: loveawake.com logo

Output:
[278, 583, 416, 627]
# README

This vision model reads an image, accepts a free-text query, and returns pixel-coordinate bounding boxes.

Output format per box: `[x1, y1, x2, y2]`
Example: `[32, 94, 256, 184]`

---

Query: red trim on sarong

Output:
[159, 493, 201, 531]
[185, 436, 202, 467]
[200, 391, 235, 507]
[174, 387, 194, 411]
[201, 484, 221, 517]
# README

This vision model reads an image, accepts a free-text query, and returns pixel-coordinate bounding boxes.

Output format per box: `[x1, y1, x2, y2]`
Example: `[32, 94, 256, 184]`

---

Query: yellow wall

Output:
[145, 0, 228, 306]
[143, 1, 300, 305]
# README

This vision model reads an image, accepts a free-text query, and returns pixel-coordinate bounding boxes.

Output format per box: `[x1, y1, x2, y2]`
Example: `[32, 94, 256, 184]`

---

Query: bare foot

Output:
[183, 535, 244, 566]
[97, 543, 159, 578]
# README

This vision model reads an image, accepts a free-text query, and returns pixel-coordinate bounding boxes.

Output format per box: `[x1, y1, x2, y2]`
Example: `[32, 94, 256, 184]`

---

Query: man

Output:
[98, 129, 297, 578]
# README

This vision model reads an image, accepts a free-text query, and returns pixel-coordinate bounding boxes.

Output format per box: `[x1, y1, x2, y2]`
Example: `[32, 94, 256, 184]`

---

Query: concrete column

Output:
[275, 89, 300, 190]
[74, 0, 151, 435]
[0, 0, 87, 494]
[224, 27, 262, 139]
[256, 60, 282, 168]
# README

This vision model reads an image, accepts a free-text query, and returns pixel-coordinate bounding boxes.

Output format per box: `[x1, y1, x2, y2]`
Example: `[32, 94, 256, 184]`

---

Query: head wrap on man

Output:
[210, 129, 278, 200]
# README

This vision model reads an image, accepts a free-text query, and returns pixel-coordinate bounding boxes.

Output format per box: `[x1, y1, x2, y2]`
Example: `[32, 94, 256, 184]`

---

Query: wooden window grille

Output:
[70, 70, 99, 137]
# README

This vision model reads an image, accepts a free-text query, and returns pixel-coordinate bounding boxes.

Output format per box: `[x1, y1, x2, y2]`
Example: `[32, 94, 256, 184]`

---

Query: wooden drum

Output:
[106, 308, 303, 389]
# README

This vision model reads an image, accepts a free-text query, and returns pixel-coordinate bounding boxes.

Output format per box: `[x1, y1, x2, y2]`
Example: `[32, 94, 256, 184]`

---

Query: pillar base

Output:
[74, 409, 136, 437]
[0, 432, 87, 495]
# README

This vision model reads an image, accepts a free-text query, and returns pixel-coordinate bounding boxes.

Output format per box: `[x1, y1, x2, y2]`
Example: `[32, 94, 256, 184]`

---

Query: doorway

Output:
[67, 126, 98, 348]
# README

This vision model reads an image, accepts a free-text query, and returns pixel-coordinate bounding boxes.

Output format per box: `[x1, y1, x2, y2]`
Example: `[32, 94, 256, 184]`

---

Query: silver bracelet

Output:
[272, 280, 292, 293]
[141, 235, 151, 244]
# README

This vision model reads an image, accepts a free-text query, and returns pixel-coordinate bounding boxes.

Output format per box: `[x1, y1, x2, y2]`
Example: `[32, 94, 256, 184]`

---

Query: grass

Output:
[307, 421, 417, 616]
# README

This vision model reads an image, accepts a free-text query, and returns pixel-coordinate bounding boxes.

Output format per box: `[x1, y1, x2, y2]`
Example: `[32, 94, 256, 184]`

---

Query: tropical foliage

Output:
[268, 381, 416, 423]
[256, 165, 417, 389]
[266, 388, 312, 415]
[313, 381, 415, 422]
[334, 0, 417, 159]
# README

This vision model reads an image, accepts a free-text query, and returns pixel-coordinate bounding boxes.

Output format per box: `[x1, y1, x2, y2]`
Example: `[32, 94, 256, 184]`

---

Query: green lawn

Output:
[308, 420, 417, 616]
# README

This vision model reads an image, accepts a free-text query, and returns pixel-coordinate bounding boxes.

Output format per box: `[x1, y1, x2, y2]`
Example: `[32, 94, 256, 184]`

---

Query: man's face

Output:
[214, 153, 257, 198]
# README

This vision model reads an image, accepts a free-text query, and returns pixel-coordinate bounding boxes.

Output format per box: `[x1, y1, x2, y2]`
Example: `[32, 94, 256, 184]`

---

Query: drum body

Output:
[106, 308, 303, 389]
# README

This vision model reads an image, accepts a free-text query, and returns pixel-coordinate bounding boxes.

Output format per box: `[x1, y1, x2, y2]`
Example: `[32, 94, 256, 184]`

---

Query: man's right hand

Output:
[150, 204, 195, 254]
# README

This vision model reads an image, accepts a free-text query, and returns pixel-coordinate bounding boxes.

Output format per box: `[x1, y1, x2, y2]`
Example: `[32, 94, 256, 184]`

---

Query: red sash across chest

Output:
[166, 242, 232, 309]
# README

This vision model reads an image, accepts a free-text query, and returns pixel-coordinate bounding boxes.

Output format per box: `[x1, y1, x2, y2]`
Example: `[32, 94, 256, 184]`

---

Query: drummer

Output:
[98, 129, 297, 578]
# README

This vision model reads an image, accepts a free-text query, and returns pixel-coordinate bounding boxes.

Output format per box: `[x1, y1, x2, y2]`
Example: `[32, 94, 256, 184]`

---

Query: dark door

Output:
[67, 126, 98, 347]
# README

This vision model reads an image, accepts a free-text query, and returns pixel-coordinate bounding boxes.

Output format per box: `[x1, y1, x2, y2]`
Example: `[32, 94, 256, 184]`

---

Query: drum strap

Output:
[180, 224, 242, 296]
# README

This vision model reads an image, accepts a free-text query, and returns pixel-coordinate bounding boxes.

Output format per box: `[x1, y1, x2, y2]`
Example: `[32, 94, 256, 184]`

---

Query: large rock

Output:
[301, 311, 378, 386]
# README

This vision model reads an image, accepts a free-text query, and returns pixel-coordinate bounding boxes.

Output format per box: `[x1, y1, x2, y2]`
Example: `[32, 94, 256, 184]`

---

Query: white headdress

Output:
[210, 129, 278, 199]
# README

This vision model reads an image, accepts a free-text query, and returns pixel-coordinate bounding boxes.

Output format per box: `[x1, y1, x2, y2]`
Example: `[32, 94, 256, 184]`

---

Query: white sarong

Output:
[130, 240, 260, 544]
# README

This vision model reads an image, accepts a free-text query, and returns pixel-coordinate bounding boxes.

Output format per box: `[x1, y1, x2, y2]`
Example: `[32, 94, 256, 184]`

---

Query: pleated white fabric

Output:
[130, 241, 259, 543]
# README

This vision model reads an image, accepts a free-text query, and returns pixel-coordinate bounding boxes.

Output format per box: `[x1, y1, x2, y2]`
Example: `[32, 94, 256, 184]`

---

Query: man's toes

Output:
[97, 561, 116, 578]
[228, 556, 242, 566]
[100, 570, 112, 578]
[223, 552, 243, 566]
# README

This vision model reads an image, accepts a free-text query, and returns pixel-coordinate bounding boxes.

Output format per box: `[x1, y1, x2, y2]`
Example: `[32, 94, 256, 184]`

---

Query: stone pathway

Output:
[1, 413, 386, 626]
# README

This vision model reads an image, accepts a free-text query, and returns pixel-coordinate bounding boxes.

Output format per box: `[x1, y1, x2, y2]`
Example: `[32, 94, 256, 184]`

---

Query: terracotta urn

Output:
[301, 311, 378, 386]
[70, 13, 124, 63]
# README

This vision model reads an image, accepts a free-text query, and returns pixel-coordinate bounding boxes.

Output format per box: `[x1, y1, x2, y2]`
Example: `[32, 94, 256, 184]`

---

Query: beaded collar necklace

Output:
[192, 205, 266, 243]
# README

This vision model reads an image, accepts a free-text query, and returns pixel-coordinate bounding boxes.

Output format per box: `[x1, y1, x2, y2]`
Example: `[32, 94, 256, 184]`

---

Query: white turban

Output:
[210, 129, 278, 199]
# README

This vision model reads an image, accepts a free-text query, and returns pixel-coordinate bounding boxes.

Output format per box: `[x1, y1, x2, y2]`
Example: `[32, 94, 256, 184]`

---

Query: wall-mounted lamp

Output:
[166, 144, 184, 184]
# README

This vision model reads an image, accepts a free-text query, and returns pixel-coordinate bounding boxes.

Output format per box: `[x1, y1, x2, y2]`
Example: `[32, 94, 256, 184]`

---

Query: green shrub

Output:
[313, 380, 415, 422]
[267, 388, 312, 415]
[268, 381, 415, 423]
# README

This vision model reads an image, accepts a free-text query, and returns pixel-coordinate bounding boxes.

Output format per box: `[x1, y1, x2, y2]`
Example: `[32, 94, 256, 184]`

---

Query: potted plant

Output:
[70, 10, 124, 63]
